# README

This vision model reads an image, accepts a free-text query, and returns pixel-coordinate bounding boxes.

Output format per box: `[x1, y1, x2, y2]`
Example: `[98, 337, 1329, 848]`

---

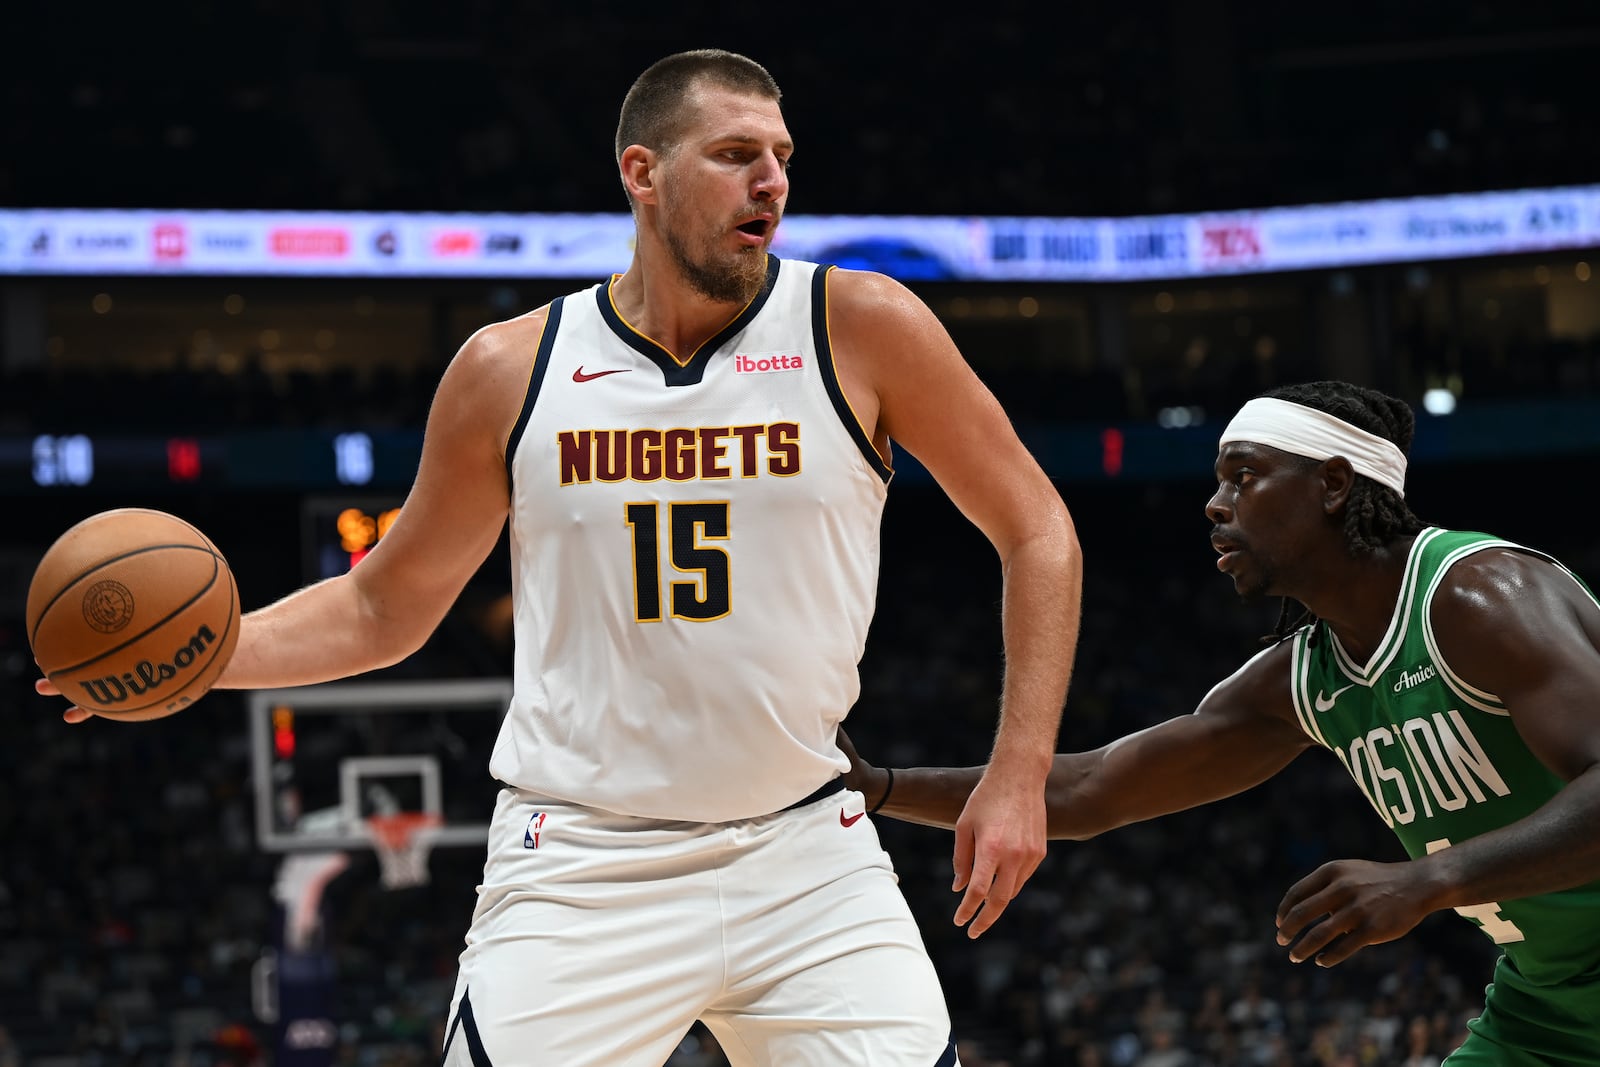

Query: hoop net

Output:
[364, 812, 442, 889]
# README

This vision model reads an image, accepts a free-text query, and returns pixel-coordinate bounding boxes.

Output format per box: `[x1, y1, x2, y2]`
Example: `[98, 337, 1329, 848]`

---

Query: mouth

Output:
[734, 216, 776, 245]
[1211, 532, 1242, 572]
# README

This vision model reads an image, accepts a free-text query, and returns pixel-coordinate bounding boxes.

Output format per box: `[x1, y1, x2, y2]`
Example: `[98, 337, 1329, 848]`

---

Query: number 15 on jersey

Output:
[625, 501, 732, 623]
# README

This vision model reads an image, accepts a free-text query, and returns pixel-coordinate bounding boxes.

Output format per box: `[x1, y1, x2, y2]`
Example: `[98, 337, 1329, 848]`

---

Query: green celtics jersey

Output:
[1288, 527, 1600, 987]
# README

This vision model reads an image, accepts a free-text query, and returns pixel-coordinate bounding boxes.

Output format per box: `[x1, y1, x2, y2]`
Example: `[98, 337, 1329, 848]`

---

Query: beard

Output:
[1229, 553, 1278, 601]
[1213, 532, 1275, 601]
[662, 210, 772, 305]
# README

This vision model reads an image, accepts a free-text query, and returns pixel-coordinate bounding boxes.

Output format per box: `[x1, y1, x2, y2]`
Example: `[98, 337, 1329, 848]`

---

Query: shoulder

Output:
[1430, 544, 1575, 621]
[819, 267, 960, 385]
[812, 267, 934, 355]
[455, 306, 554, 370]
[439, 306, 553, 396]
[823, 266, 932, 321]
[1426, 542, 1600, 771]
[427, 306, 556, 446]
[1429, 543, 1593, 674]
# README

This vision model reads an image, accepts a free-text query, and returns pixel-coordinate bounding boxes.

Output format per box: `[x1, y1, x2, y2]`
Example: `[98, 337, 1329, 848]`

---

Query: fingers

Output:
[952, 836, 1044, 939]
[951, 782, 1048, 938]
[951, 824, 974, 894]
[952, 846, 991, 931]
[1275, 866, 1343, 964]
[1296, 923, 1370, 968]
[1279, 912, 1377, 968]
[1274, 864, 1336, 943]
[960, 862, 1023, 939]
[1278, 913, 1345, 965]
[1275, 864, 1390, 967]
[37, 676, 88, 722]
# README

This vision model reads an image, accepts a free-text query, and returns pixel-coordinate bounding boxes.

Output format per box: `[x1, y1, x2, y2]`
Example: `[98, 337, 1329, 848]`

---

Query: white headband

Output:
[1219, 397, 1408, 497]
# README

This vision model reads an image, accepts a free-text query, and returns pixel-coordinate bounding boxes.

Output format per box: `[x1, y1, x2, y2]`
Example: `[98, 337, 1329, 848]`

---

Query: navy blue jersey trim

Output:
[935, 1037, 959, 1067]
[504, 296, 565, 487]
[776, 776, 844, 814]
[441, 988, 493, 1067]
[595, 255, 781, 387]
[811, 264, 893, 483]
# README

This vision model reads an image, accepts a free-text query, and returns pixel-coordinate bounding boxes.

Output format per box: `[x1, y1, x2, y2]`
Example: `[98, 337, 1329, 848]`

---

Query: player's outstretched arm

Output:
[827, 268, 1081, 937]
[839, 639, 1314, 837]
[1275, 549, 1600, 967]
[213, 314, 546, 692]
[24, 315, 540, 729]
[45, 315, 542, 723]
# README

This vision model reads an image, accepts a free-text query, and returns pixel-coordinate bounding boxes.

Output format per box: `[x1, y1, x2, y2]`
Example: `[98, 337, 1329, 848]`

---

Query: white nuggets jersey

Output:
[490, 256, 893, 822]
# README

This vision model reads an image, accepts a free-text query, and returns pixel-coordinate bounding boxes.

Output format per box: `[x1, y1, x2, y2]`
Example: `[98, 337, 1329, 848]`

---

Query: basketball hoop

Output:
[364, 812, 442, 889]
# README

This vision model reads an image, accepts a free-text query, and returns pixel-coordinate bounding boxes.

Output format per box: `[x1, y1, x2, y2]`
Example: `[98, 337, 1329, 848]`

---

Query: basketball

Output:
[26, 508, 241, 721]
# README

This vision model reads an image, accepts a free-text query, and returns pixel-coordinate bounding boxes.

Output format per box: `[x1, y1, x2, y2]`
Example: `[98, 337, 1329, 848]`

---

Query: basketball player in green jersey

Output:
[842, 380, 1600, 1064]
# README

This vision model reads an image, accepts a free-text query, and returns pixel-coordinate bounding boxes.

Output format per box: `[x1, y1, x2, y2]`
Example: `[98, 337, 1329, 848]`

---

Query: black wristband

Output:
[868, 767, 894, 814]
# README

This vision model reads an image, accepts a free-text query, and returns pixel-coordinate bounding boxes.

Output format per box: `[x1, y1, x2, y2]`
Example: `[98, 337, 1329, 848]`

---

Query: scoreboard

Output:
[2, 429, 424, 492]
[300, 495, 405, 582]
[11, 398, 1600, 496]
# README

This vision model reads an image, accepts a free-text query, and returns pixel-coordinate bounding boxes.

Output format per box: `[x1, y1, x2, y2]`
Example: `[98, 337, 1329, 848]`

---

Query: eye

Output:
[1217, 466, 1250, 488]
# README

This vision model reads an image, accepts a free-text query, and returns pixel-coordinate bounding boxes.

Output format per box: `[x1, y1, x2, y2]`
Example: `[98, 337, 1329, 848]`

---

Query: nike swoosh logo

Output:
[1314, 683, 1357, 712]
[840, 809, 865, 828]
[573, 366, 630, 382]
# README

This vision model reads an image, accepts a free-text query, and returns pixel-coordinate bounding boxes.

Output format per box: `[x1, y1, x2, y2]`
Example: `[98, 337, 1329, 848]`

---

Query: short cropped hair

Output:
[614, 49, 782, 163]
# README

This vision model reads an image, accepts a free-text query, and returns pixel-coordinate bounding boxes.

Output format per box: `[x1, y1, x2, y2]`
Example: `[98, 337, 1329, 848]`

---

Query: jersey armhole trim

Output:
[503, 296, 566, 490]
[1422, 539, 1525, 718]
[1289, 631, 1333, 749]
[812, 264, 892, 484]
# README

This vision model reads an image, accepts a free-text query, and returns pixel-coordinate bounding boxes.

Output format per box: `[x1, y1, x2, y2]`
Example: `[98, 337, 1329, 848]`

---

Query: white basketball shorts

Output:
[441, 782, 960, 1067]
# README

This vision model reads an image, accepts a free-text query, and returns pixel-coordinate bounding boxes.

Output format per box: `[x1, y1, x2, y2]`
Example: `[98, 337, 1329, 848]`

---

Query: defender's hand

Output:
[835, 727, 890, 810]
[1275, 858, 1436, 967]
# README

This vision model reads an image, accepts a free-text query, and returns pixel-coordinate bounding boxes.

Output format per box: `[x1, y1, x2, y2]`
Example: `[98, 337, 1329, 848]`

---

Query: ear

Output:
[619, 144, 659, 207]
[1320, 456, 1356, 515]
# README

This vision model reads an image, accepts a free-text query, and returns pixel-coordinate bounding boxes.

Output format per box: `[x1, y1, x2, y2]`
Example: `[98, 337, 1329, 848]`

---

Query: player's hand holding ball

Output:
[27, 508, 241, 721]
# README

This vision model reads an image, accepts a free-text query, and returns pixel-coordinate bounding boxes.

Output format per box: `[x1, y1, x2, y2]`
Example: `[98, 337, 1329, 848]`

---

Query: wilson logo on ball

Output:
[82, 580, 136, 633]
[75, 623, 220, 706]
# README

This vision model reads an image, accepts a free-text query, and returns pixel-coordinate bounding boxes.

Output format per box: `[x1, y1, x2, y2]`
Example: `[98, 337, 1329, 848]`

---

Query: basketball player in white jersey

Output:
[41, 49, 1084, 1065]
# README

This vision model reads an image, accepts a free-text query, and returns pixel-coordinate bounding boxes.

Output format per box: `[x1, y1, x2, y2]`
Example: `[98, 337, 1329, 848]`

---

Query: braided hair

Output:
[1257, 381, 1428, 641]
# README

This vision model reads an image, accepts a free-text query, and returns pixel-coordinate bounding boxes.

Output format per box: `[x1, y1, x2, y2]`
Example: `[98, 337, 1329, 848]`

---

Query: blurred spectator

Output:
[1398, 1013, 1444, 1067]
[1133, 1023, 1196, 1067]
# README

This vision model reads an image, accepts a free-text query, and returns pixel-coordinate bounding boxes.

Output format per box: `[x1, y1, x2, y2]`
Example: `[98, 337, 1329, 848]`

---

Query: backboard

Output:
[248, 677, 512, 853]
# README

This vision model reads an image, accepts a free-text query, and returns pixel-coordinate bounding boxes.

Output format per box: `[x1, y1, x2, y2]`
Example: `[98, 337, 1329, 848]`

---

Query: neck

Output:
[608, 246, 758, 360]
[1309, 537, 1416, 662]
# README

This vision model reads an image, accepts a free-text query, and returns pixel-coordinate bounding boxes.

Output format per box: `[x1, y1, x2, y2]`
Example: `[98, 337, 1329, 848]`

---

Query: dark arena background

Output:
[4, 5, 1600, 1065]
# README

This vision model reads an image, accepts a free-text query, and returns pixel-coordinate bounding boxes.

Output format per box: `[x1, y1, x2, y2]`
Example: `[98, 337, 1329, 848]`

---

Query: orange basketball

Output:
[25, 508, 241, 721]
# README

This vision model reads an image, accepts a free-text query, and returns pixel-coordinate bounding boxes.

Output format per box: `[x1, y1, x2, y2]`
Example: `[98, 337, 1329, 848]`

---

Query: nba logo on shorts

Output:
[523, 812, 547, 849]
